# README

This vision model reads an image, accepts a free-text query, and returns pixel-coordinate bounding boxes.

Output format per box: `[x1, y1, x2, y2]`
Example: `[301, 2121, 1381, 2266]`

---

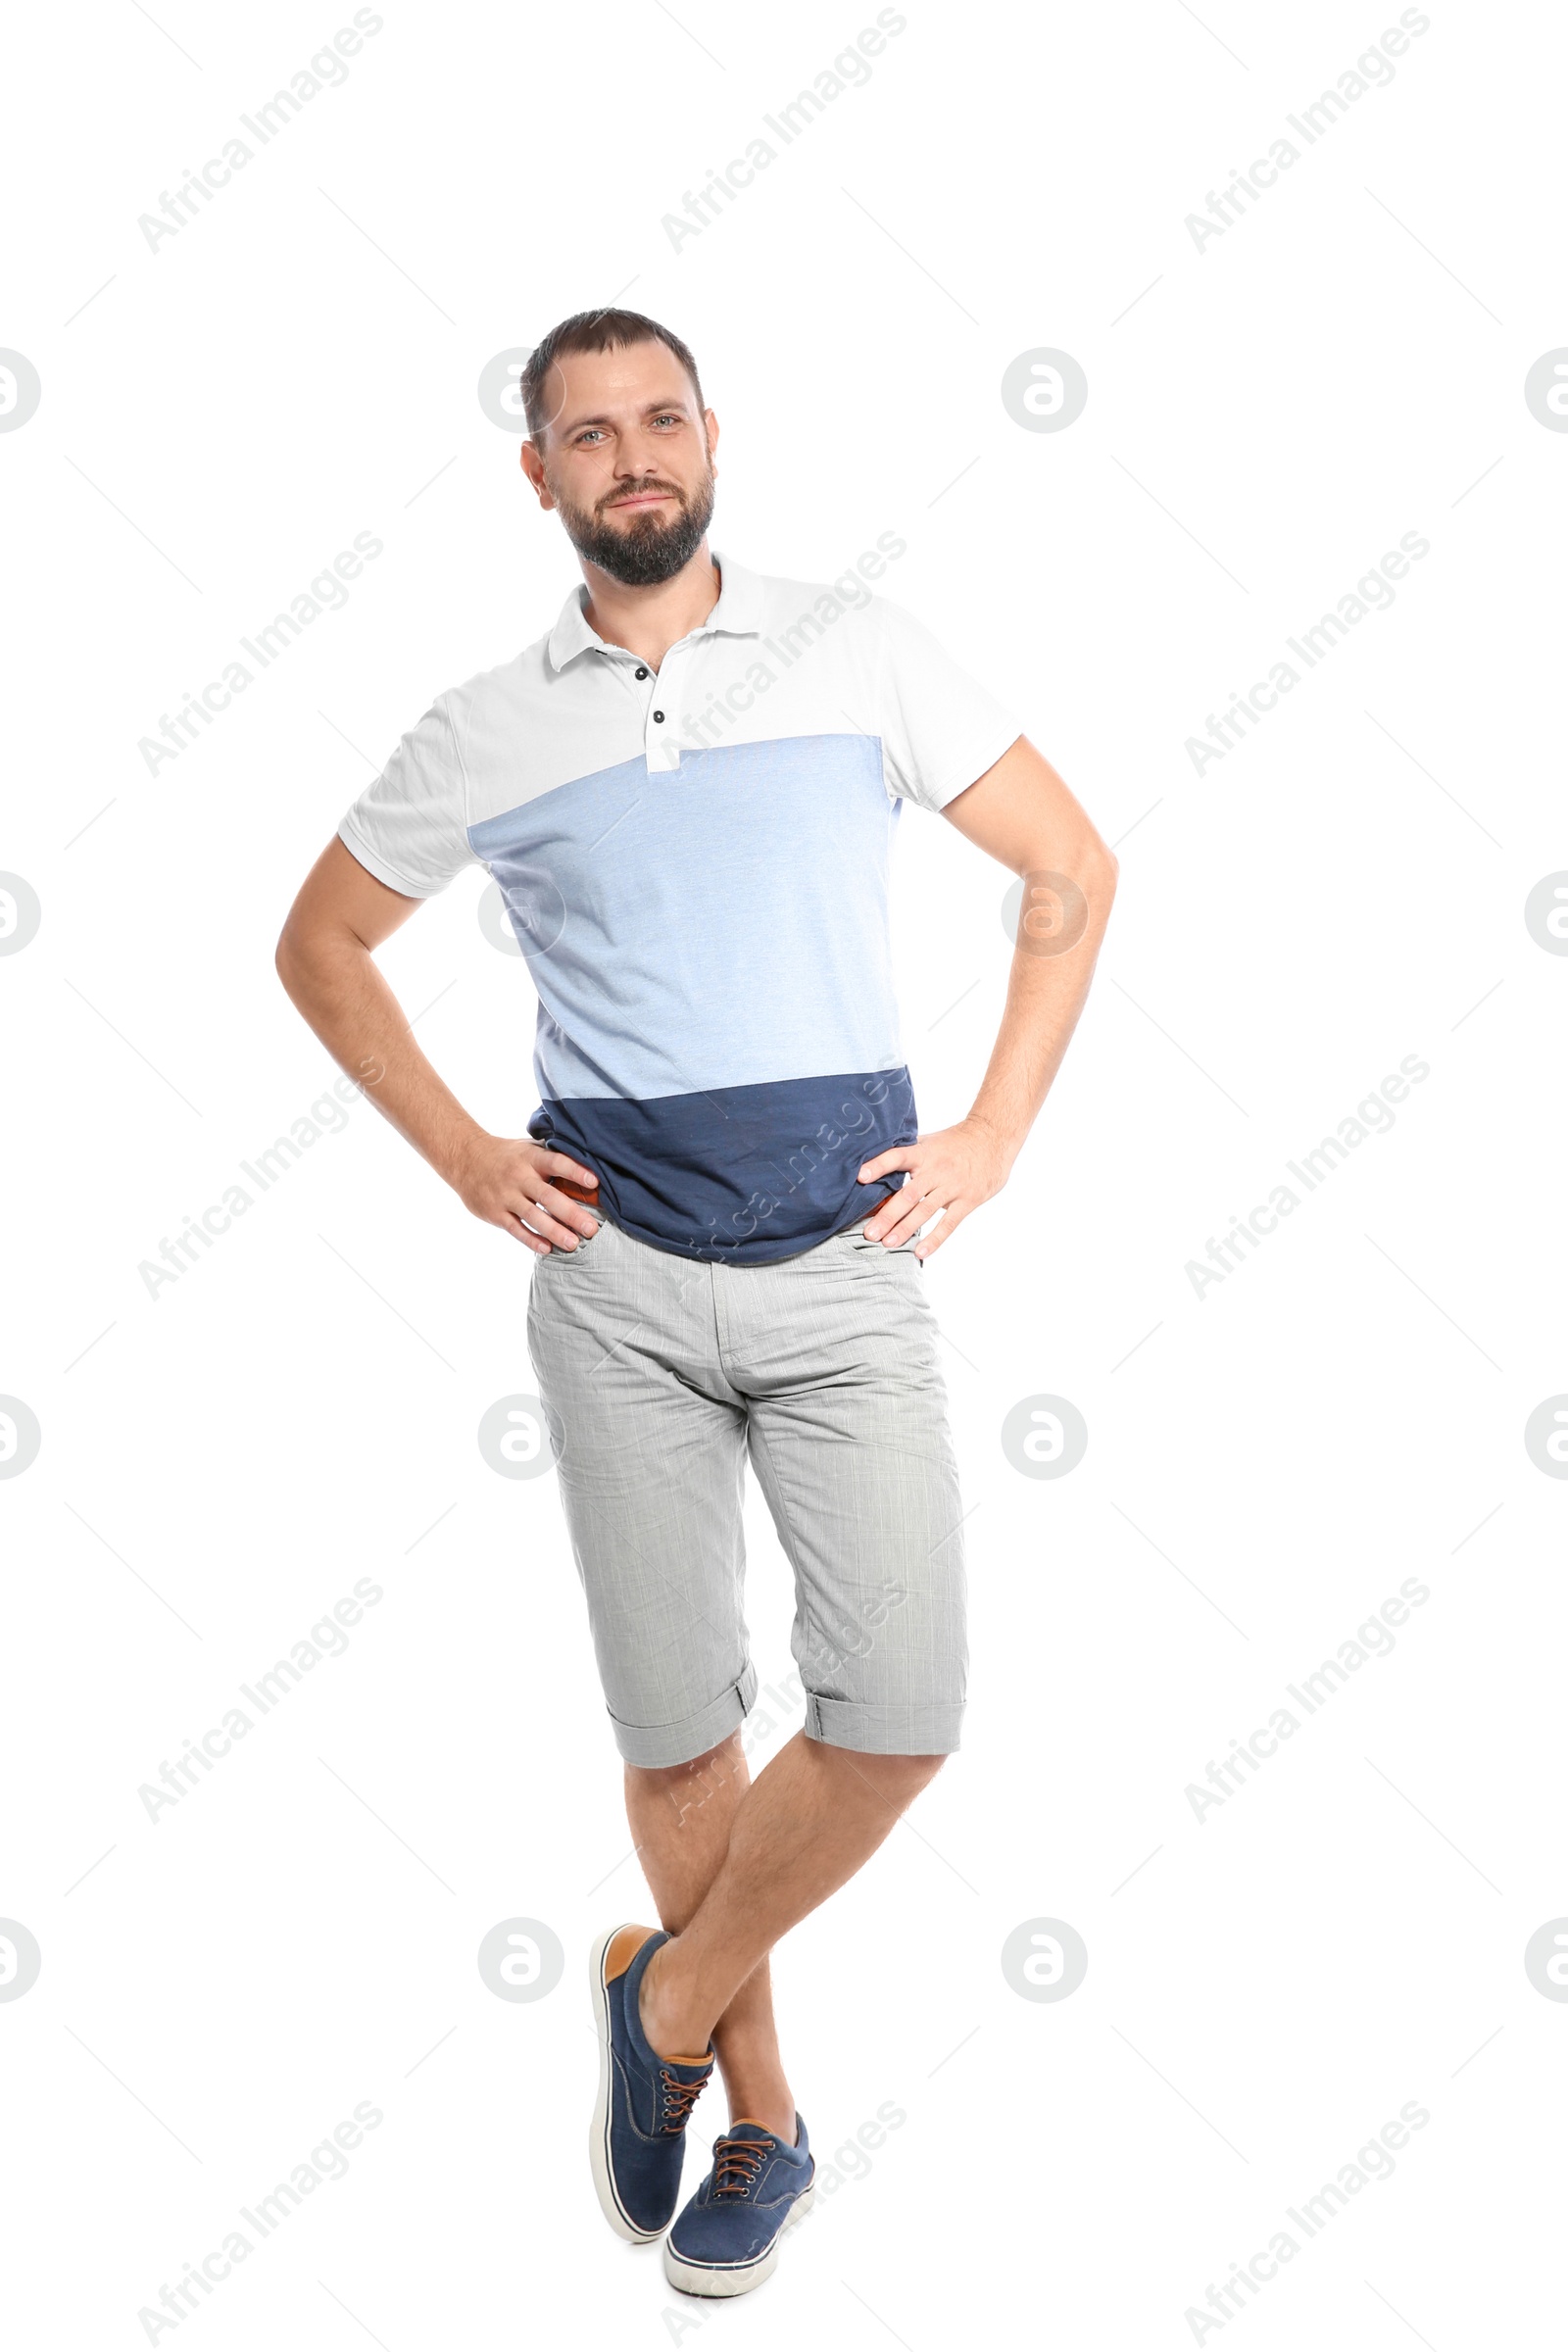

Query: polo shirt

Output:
[337, 551, 1022, 1262]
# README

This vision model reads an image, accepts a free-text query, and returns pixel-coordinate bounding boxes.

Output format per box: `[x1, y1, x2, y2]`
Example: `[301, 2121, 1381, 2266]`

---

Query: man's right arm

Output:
[273, 837, 600, 1255]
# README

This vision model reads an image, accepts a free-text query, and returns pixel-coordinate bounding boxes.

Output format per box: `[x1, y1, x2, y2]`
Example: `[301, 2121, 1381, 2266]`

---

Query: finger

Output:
[864, 1176, 938, 1243]
[858, 1148, 917, 1183]
[870, 1190, 946, 1249]
[544, 1154, 600, 1198]
[508, 1216, 550, 1256]
[512, 1195, 590, 1251]
[913, 1204, 963, 1259]
[532, 1182, 602, 1241]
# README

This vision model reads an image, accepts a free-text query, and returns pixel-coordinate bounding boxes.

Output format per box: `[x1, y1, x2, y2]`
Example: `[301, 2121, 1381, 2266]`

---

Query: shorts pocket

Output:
[536, 1214, 608, 1263]
[839, 1223, 921, 1265]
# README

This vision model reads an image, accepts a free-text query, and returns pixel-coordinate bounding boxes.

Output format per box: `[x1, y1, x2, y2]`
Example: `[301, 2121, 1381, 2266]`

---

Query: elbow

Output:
[273, 918, 308, 1002]
[1084, 837, 1118, 926]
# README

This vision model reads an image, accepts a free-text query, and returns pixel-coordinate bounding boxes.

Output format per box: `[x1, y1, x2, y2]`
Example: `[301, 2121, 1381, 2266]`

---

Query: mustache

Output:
[601, 481, 685, 511]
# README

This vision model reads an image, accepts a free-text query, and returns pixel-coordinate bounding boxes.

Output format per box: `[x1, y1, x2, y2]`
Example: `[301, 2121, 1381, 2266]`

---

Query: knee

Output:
[890, 1749, 949, 1798]
[841, 1748, 948, 1807]
[625, 1731, 744, 1794]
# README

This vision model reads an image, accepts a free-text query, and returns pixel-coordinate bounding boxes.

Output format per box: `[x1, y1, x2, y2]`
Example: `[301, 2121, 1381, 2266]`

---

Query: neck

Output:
[580, 544, 721, 670]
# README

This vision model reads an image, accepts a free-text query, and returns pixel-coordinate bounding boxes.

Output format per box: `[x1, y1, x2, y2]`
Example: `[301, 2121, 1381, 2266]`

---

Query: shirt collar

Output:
[546, 549, 763, 671]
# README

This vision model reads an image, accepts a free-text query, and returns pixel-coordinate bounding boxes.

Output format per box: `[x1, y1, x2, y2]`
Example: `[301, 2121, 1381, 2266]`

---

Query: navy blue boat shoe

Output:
[663, 2114, 815, 2296]
[588, 1923, 714, 2242]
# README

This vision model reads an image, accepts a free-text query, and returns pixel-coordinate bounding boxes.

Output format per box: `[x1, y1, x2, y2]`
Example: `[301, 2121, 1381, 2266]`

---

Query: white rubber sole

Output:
[587, 1925, 662, 2245]
[662, 2184, 816, 2298]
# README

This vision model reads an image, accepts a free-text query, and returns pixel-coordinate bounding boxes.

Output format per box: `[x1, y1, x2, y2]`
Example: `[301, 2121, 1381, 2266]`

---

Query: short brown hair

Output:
[520, 308, 705, 443]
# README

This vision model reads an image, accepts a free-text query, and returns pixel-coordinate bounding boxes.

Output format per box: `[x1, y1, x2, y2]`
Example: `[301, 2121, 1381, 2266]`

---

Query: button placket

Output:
[643, 639, 695, 772]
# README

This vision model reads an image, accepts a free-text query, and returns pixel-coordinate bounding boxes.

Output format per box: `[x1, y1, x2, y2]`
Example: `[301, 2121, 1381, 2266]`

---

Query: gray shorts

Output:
[524, 1210, 967, 1768]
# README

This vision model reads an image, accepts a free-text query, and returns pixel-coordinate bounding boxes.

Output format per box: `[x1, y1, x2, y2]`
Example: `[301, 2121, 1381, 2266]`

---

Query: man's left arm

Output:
[858, 734, 1118, 1256]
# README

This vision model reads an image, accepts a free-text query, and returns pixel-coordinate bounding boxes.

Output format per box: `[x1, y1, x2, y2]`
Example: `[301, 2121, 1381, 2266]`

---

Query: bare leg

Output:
[625, 1733, 797, 2140]
[638, 1731, 944, 2064]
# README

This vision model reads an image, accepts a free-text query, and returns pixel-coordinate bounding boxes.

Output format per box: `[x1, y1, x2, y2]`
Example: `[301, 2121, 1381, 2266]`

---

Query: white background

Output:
[4, 0, 1565, 2344]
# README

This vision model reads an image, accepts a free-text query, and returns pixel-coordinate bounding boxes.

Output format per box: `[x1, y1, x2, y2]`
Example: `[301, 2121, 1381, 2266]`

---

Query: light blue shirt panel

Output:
[466, 732, 906, 1103]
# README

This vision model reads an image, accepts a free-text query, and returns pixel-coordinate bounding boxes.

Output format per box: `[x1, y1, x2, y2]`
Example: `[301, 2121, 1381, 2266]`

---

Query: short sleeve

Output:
[337, 695, 473, 898]
[870, 597, 1023, 813]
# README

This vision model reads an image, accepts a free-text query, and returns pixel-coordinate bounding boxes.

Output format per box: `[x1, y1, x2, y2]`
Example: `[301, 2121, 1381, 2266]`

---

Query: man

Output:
[275, 308, 1116, 2297]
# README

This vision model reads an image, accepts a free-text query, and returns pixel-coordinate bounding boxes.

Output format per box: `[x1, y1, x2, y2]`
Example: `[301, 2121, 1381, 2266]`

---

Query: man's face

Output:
[523, 341, 717, 587]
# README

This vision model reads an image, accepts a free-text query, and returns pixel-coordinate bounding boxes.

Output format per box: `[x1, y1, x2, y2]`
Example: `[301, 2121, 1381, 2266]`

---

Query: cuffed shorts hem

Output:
[611, 1660, 760, 1770]
[802, 1691, 963, 1756]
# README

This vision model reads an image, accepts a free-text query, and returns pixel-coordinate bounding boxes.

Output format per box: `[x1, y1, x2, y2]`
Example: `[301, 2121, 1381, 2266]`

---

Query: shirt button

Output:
[635, 665, 649, 679]
[653, 710, 665, 722]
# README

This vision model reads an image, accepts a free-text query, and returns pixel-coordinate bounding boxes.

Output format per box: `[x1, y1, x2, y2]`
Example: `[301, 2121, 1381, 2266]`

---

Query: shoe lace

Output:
[659, 2069, 709, 2134]
[711, 2134, 769, 2198]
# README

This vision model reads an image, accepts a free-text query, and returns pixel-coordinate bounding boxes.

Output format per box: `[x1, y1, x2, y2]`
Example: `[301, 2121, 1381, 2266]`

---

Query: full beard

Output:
[556, 466, 717, 586]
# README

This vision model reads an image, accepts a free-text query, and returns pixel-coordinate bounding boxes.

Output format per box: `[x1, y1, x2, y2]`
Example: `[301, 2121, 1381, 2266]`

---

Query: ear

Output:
[519, 440, 554, 508]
